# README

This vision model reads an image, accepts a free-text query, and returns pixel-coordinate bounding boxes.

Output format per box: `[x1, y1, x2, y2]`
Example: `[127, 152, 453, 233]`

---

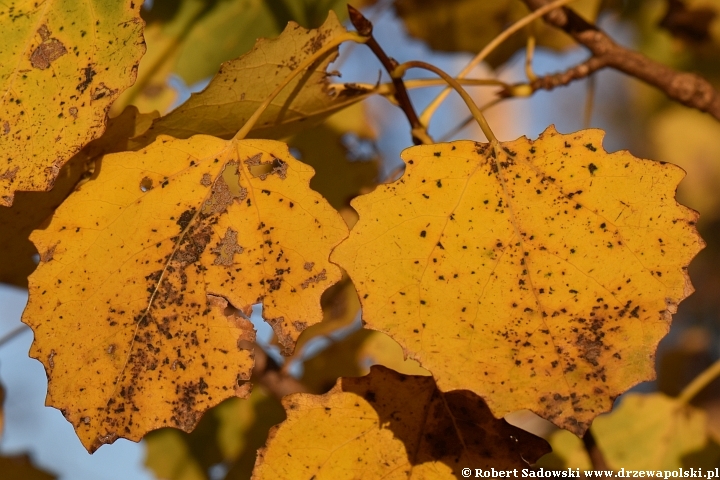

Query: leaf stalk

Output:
[394, 61, 498, 144]
[234, 31, 367, 141]
[420, 0, 578, 127]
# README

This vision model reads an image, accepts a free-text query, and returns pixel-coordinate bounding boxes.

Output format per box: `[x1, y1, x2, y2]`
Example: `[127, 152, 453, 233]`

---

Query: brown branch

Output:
[252, 344, 307, 399]
[520, 0, 720, 120]
[582, 429, 610, 471]
[347, 5, 429, 145]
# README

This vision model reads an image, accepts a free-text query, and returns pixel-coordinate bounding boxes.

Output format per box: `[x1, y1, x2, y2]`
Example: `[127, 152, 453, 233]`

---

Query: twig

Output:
[252, 344, 306, 399]
[582, 429, 610, 471]
[677, 357, 720, 405]
[420, 0, 578, 127]
[347, 5, 432, 145]
[522, 0, 720, 120]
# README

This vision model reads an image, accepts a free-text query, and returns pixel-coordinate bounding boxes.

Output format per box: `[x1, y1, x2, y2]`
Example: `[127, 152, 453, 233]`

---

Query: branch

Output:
[347, 5, 432, 145]
[521, 0, 720, 120]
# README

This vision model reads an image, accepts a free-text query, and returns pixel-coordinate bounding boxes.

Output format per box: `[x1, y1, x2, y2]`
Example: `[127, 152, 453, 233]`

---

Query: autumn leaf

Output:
[112, 0, 374, 116]
[393, 0, 601, 67]
[253, 365, 550, 479]
[128, 12, 373, 149]
[22, 135, 348, 451]
[331, 126, 704, 435]
[592, 393, 714, 469]
[0, 106, 159, 288]
[0, 0, 145, 206]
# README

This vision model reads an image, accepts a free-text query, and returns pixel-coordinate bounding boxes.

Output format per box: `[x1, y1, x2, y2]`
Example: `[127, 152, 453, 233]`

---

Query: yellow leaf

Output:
[394, 0, 601, 67]
[253, 365, 550, 479]
[22, 135, 348, 452]
[0, 455, 56, 480]
[592, 393, 709, 470]
[129, 12, 372, 149]
[0, 0, 145, 206]
[331, 126, 703, 435]
[0, 106, 159, 288]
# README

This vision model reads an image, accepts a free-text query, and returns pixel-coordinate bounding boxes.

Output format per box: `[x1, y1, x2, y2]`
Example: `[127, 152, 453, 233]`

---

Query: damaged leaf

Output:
[128, 12, 372, 149]
[253, 365, 550, 479]
[0, 0, 145, 206]
[23, 135, 347, 451]
[331, 126, 704, 435]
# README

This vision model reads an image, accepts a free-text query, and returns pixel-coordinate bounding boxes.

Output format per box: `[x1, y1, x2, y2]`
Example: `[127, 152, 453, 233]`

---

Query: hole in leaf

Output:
[221, 163, 244, 196]
[289, 147, 302, 159]
[140, 176, 153, 192]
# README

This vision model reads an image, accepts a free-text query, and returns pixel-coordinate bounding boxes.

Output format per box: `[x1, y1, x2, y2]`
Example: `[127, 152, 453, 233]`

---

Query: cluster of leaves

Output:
[1, 0, 719, 478]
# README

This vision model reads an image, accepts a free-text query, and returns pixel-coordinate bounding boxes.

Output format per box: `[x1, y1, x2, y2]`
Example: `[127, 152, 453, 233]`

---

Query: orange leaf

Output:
[23, 135, 348, 451]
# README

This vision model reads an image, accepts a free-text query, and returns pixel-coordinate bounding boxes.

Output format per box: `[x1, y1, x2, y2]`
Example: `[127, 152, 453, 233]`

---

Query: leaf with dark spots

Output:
[22, 135, 348, 451]
[253, 366, 549, 478]
[0, 1, 144, 206]
[332, 126, 703, 435]
[129, 12, 371, 150]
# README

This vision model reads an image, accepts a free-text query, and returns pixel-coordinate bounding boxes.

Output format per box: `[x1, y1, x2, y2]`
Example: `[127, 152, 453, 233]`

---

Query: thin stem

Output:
[438, 97, 503, 142]
[233, 32, 367, 141]
[329, 77, 511, 98]
[678, 358, 720, 405]
[347, 5, 432, 145]
[420, 0, 577, 127]
[584, 75, 596, 128]
[525, 34, 538, 82]
[0, 324, 29, 349]
[396, 61, 498, 143]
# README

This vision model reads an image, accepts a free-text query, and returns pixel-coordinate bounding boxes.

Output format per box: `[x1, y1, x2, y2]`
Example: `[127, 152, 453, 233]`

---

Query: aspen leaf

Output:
[0, 0, 145, 206]
[252, 365, 550, 479]
[0, 106, 159, 288]
[331, 126, 704, 435]
[394, 0, 601, 67]
[592, 393, 710, 469]
[129, 12, 373, 149]
[112, 0, 375, 115]
[22, 135, 348, 451]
